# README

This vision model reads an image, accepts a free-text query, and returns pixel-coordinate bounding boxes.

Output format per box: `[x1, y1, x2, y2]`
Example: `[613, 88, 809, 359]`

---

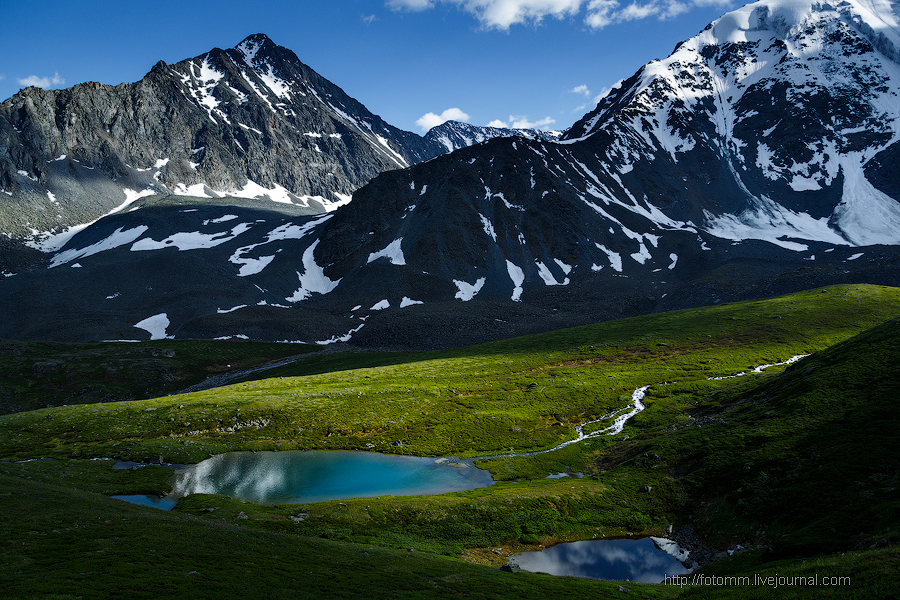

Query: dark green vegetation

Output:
[2, 284, 899, 598]
[0, 338, 318, 415]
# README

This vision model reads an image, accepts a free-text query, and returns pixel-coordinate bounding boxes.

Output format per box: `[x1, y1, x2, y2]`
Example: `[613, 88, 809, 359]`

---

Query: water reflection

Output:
[512, 537, 691, 583]
[170, 450, 494, 504]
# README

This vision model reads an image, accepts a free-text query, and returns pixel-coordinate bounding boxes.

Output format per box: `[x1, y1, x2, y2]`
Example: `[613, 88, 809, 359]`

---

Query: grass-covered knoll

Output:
[0, 284, 897, 464]
[0, 338, 318, 415]
[657, 315, 900, 558]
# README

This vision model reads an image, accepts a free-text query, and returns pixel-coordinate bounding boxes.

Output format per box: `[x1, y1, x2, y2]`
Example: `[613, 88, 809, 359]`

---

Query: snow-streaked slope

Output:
[566, 0, 900, 248]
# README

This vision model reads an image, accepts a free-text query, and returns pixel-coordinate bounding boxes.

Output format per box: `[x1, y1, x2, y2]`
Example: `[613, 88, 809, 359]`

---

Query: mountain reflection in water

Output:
[169, 450, 494, 504]
[512, 537, 690, 583]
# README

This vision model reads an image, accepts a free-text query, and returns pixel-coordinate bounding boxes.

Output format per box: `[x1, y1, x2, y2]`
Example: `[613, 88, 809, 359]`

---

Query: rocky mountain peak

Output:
[0, 34, 443, 241]
[563, 0, 900, 248]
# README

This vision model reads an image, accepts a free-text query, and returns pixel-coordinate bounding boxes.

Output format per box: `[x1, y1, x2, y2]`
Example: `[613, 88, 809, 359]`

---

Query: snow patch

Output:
[233, 255, 275, 277]
[173, 183, 214, 198]
[230, 179, 295, 204]
[667, 253, 678, 270]
[286, 240, 340, 301]
[400, 297, 424, 308]
[316, 324, 365, 345]
[134, 313, 171, 340]
[705, 196, 849, 251]
[453, 277, 485, 301]
[50, 225, 149, 268]
[479, 214, 497, 241]
[217, 305, 248, 314]
[203, 214, 239, 225]
[832, 162, 900, 245]
[131, 223, 252, 251]
[595, 244, 623, 272]
[535, 260, 570, 285]
[367, 238, 405, 265]
[507, 261, 525, 301]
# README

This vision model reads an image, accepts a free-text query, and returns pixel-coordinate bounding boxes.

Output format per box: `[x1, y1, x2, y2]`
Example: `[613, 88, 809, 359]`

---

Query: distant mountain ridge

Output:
[0, 36, 568, 244]
[424, 120, 562, 153]
[562, 0, 900, 248]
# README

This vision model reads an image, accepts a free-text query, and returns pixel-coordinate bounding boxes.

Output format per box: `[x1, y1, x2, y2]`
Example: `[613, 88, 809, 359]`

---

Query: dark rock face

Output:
[0, 34, 443, 238]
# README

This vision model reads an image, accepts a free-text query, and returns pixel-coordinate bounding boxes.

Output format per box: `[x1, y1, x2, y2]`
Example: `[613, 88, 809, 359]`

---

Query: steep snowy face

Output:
[567, 0, 900, 247]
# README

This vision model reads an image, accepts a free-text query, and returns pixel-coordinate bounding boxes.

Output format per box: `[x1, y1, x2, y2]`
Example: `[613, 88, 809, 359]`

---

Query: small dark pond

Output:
[511, 537, 691, 583]
[165, 450, 494, 505]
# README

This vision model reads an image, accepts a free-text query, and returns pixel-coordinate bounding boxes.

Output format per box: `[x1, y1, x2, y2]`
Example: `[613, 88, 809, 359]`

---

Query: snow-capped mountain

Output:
[0, 34, 443, 240]
[565, 0, 900, 248]
[1, 1, 900, 349]
[424, 120, 562, 153]
[305, 0, 900, 304]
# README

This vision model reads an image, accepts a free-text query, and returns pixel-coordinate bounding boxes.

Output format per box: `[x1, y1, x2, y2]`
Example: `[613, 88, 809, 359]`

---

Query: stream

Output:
[116, 355, 808, 508]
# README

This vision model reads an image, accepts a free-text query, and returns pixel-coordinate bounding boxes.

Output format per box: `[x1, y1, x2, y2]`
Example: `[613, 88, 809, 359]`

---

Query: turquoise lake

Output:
[167, 450, 495, 504]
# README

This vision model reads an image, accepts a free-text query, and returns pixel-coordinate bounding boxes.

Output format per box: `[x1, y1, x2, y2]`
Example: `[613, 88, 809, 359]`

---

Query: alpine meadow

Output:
[1, 1, 900, 598]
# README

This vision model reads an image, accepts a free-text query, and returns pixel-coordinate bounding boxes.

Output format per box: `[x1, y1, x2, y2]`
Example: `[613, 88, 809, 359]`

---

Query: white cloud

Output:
[570, 84, 591, 96]
[511, 115, 556, 129]
[490, 115, 556, 129]
[585, 0, 620, 27]
[472, 0, 584, 28]
[587, 0, 709, 27]
[17, 72, 64, 88]
[594, 79, 622, 102]
[387, 0, 434, 9]
[415, 107, 471, 131]
[389, 0, 583, 28]
[362, 13, 377, 24]
[387, 0, 729, 29]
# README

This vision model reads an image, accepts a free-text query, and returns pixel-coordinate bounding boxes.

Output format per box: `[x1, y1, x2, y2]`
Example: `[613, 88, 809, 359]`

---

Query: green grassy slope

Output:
[1, 284, 899, 598]
[1, 284, 897, 464]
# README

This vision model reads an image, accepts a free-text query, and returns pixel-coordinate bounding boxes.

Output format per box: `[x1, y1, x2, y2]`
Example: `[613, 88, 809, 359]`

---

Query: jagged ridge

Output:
[0, 34, 444, 240]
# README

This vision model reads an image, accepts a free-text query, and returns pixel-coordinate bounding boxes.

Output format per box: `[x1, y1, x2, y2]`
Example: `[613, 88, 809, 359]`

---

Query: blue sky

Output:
[1, 0, 737, 134]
